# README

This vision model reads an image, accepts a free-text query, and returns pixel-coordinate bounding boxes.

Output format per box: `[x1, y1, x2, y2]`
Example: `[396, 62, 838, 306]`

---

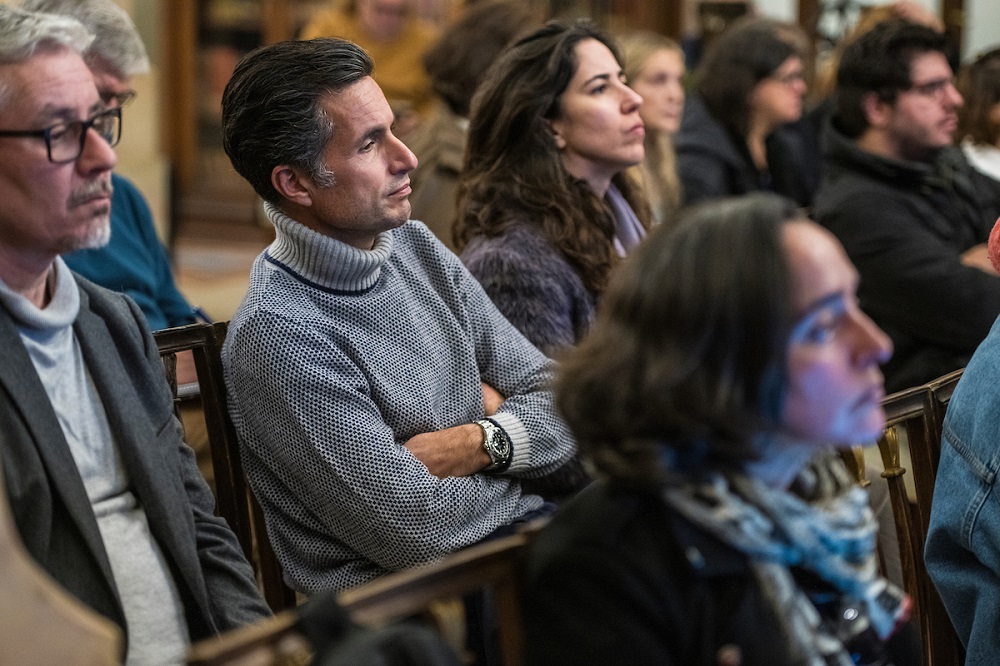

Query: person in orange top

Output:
[301, 0, 438, 136]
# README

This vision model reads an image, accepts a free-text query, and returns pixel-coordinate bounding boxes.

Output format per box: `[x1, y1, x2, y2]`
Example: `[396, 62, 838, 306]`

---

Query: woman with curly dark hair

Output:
[454, 19, 651, 356]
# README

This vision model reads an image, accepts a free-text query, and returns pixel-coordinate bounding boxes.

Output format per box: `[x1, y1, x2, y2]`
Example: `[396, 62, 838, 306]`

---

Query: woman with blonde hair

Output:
[619, 31, 686, 225]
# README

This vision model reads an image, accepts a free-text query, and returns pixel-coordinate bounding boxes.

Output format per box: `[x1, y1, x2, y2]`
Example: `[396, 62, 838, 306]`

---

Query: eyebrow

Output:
[358, 125, 387, 148]
[33, 100, 103, 126]
[582, 70, 625, 87]
[788, 292, 846, 340]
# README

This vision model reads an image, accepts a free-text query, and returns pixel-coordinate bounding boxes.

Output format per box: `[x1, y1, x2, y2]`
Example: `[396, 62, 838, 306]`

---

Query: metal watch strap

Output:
[475, 417, 512, 473]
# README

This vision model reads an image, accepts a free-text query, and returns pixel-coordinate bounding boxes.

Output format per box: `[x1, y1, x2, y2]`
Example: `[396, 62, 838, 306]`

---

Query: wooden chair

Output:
[186, 526, 542, 665]
[156, 322, 297, 612]
[875, 370, 965, 666]
[339, 525, 543, 666]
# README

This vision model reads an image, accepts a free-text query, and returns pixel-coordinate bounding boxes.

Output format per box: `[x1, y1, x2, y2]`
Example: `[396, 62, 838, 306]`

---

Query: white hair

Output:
[18, 0, 148, 77]
[0, 5, 93, 109]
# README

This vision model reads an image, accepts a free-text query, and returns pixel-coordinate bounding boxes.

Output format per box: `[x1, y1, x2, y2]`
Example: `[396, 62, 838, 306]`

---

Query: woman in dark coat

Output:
[524, 193, 919, 665]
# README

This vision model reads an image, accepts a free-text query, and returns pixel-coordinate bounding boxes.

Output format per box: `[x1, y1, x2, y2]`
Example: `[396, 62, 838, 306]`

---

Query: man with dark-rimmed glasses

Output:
[814, 19, 1000, 394]
[19, 0, 206, 336]
[0, 6, 270, 664]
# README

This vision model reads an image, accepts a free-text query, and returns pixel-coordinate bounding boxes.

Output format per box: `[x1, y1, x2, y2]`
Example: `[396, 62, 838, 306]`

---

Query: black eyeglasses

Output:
[907, 77, 957, 101]
[100, 90, 136, 108]
[0, 106, 121, 164]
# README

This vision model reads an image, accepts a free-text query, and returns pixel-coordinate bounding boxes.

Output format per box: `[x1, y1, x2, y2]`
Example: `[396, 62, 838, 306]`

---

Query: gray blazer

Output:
[0, 276, 269, 656]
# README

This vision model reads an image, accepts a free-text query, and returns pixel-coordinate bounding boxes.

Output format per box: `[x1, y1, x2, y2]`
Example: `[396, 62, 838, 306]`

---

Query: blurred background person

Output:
[455, 20, 651, 357]
[301, 0, 439, 137]
[956, 46, 1000, 182]
[22, 0, 202, 336]
[619, 31, 685, 225]
[675, 17, 815, 208]
[407, 0, 540, 249]
[524, 193, 918, 665]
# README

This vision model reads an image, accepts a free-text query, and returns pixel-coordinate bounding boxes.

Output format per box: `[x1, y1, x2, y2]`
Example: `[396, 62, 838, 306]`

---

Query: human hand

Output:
[482, 382, 504, 416]
[961, 243, 998, 275]
[404, 424, 491, 478]
[892, 1, 945, 32]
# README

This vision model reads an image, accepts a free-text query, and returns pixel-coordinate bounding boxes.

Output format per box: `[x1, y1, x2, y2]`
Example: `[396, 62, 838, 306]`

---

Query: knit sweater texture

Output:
[223, 207, 576, 593]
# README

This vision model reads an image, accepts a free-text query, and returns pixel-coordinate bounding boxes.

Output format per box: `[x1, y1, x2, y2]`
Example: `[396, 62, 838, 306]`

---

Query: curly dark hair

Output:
[557, 193, 801, 485]
[454, 19, 650, 295]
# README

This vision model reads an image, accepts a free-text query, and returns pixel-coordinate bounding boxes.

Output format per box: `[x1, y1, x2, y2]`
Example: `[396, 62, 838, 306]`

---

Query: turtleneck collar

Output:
[0, 257, 80, 332]
[264, 202, 395, 293]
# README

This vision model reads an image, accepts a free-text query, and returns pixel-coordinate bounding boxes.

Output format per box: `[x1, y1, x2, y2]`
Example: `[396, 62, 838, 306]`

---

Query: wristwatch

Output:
[475, 418, 512, 473]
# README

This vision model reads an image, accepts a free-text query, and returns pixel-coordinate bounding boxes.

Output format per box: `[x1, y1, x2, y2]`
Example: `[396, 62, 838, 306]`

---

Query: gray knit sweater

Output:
[223, 206, 576, 593]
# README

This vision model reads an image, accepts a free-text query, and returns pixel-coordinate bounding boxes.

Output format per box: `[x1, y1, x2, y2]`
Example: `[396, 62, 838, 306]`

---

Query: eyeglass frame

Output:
[100, 89, 137, 108]
[769, 70, 807, 87]
[0, 105, 122, 164]
[905, 76, 957, 101]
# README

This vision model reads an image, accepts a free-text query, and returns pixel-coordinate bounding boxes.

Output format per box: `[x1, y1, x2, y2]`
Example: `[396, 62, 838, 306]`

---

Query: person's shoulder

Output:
[462, 223, 558, 262]
[533, 482, 665, 555]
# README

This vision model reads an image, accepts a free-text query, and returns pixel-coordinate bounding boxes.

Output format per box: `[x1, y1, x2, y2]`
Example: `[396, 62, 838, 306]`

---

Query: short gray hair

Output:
[18, 0, 148, 77]
[0, 5, 93, 108]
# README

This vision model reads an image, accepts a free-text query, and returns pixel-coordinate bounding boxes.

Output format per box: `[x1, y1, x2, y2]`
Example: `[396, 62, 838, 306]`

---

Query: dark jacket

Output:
[0, 277, 270, 657]
[675, 93, 818, 208]
[523, 481, 919, 665]
[814, 121, 1000, 392]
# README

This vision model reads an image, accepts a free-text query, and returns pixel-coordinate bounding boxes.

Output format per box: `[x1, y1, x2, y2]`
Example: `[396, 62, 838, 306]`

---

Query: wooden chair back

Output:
[155, 322, 297, 612]
[875, 370, 965, 666]
[339, 526, 541, 666]
[186, 526, 541, 665]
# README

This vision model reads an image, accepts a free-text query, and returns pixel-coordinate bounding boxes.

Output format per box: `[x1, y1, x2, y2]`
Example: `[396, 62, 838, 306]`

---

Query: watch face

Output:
[481, 420, 509, 465]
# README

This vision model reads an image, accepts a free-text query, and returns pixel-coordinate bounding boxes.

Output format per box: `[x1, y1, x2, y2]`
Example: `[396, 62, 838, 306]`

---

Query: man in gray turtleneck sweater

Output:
[220, 38, 582, 595]
[0, 8, 270, 663]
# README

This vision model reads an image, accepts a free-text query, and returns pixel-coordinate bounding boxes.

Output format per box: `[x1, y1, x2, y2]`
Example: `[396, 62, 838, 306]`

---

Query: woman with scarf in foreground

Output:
[524, 193, 919, 665]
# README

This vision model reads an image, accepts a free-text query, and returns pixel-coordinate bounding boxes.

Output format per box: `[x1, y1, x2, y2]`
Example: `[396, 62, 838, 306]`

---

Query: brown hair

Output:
[958, 47, 1000, 147]
[455, 19, 650, 295]
[557, 193, 800, 484]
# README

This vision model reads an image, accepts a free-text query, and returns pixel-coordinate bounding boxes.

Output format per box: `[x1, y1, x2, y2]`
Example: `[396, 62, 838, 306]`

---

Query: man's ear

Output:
[862, 91, 892, 129]
[272, 165, 313, 207]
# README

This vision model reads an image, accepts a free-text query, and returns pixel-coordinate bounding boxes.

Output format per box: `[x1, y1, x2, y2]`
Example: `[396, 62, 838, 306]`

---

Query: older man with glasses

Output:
[17, 0, 206, 338]
[814, 19, 1000, 393]
[0, 6, 270, 664]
